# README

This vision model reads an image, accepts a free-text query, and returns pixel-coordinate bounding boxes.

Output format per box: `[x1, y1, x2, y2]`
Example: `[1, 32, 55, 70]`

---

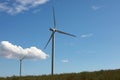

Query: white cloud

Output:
[92, 5, 102, 10]
[0, 41, 48, 60]
[61, 59, 69, 63]
[81, 33, 93, 38]
[0, 0, 49, 15]
[33, 9, 41, 14]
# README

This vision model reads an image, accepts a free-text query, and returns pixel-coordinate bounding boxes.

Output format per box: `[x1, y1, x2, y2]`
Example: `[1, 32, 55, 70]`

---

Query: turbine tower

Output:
[44, 6, 76, 76]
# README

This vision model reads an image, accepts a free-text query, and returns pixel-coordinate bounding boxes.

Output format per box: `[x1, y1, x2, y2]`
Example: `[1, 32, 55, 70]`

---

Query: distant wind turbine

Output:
[19, 56, 25, 78]
[44, 6, 76, 76]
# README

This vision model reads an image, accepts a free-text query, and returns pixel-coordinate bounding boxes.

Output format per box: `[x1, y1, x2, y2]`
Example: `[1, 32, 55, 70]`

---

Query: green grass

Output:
[0, 69, 120, 80]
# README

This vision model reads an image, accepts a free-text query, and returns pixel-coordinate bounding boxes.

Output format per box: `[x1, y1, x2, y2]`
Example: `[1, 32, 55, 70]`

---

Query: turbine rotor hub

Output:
[50, 28, 56, 32]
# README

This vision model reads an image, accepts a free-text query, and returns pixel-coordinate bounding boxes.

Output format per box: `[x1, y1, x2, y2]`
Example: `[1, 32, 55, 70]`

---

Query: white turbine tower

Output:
[44, 6, 76, 76]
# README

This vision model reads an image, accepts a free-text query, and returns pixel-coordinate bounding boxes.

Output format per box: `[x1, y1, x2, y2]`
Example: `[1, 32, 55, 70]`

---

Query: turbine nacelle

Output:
[49, 28, 56, 32]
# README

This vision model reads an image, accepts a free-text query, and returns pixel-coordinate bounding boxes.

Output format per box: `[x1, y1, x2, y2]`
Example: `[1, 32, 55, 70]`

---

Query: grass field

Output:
[0, 69, 120, 80]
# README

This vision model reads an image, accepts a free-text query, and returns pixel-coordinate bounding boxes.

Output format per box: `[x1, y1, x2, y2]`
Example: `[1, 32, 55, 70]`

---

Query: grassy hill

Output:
[0, 69, 120, 80]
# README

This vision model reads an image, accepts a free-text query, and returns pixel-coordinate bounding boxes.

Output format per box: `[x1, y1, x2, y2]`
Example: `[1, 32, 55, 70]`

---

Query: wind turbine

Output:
[19, 56, 25, 78]
[44, 7, 76, 76]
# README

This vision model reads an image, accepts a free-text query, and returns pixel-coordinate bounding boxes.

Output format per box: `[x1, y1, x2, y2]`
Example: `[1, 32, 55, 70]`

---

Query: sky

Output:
[0, 0, 120, 77]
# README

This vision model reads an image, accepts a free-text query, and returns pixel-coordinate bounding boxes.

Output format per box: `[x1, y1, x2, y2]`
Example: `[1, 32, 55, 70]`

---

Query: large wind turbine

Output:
[44, 7, 76, 76]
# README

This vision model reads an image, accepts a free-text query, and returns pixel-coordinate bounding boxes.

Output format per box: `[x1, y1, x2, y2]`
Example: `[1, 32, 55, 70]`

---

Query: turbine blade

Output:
[20, 56, 25, 60]
[21, 57, 25, 60]
[52, 6, 56, 28]
[56, 30, 76, 37]
[44, 32, 54, 49]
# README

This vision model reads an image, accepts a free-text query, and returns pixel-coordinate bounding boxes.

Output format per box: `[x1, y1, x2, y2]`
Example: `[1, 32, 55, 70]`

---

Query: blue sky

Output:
[0, 0, 120, 77]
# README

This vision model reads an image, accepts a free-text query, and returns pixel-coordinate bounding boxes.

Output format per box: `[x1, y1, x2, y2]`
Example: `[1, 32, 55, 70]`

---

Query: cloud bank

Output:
[0, 0, 49, 15]
[0, 41, 48, 60]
